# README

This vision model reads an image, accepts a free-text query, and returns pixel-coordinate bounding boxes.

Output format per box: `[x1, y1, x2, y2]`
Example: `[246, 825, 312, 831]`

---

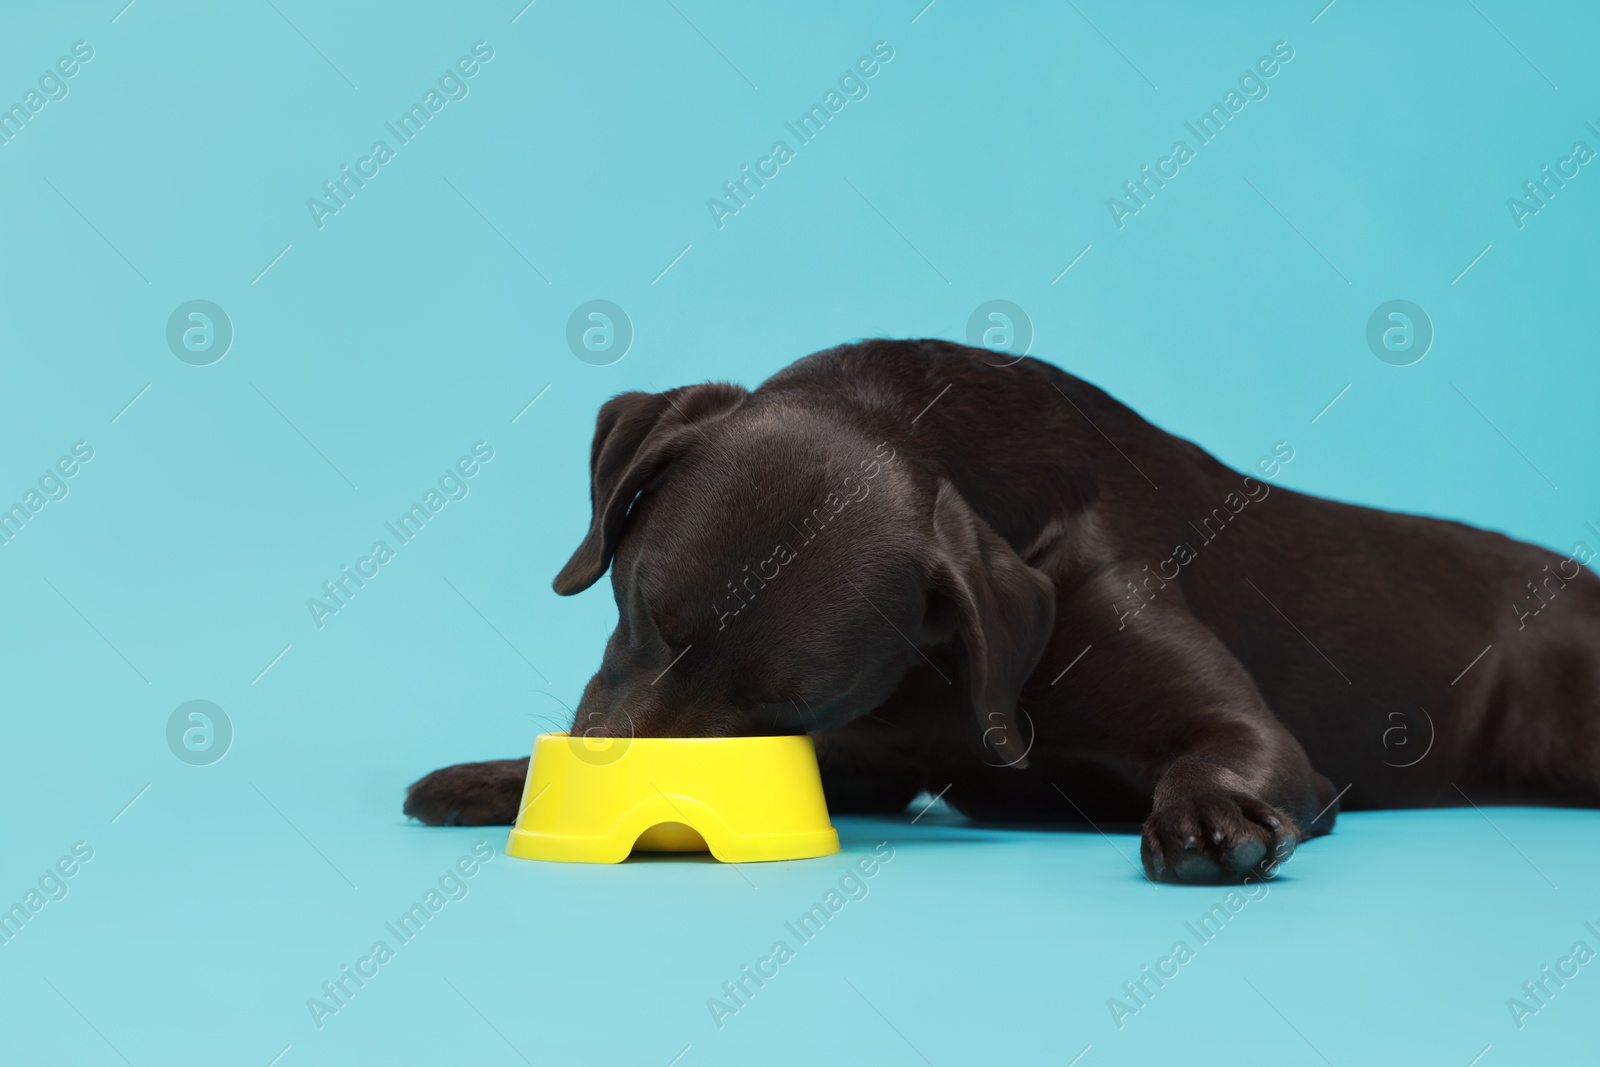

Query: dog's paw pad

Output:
[1141, 792, 1296, 884]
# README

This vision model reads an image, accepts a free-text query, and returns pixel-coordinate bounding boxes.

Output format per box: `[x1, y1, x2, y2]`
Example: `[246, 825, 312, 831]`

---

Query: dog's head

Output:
[553, 381, 1053, 767]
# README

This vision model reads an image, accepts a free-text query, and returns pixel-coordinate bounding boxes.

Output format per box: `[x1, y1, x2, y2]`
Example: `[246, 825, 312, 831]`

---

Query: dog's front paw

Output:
[1141, 791, 1297, 884]
[404, 758, 529, 826]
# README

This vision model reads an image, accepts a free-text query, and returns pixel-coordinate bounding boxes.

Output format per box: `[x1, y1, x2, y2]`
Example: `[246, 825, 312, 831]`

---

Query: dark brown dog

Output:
[405, 339, 1600, 883]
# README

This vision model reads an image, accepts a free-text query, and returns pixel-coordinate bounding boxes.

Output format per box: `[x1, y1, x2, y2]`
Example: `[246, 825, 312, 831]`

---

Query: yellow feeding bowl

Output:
[505, 733, 840, 864]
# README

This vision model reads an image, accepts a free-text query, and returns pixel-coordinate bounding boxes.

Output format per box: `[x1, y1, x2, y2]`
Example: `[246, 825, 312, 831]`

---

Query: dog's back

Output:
[773, 340, 1600, 810]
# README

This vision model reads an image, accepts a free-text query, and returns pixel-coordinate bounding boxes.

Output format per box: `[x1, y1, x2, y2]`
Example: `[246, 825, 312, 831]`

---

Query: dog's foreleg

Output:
[404, 758, 530, 826]
[1071, 608, 1336, 884]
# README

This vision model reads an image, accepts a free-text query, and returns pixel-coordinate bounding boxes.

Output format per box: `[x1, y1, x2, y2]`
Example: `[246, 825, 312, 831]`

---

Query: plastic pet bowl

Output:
[505, 733, 840, 864]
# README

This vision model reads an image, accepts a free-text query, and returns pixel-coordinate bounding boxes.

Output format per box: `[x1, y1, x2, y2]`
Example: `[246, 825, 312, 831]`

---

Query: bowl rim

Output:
[537, 731, 810, 746]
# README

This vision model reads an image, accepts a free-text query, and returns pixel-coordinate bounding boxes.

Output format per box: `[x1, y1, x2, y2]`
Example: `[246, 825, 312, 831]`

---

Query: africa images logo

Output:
[1105, 40, 1295, 229]
[0, 40, 94, 148]
[306, 42, 495, 229]
[306, 442, 495, 629]
[1505, 119, 1600, 231]
[706, 41, 895, 230]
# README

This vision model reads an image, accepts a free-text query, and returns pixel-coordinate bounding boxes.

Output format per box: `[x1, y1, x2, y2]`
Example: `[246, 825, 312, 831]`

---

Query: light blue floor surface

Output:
[4, 795, 1595, 1065]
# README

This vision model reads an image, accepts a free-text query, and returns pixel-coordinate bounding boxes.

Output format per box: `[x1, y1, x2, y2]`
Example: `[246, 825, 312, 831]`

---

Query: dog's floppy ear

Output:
[553, 383, 745, 598]
[553, 383, 748, 595]
[926, 479, 1055, 769]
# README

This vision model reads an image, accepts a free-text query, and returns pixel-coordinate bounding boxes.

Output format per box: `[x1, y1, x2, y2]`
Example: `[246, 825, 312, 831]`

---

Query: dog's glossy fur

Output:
[405, 340, 1600, 883]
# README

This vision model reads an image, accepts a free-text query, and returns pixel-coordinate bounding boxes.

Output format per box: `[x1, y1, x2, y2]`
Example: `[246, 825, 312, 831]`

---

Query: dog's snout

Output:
[570, 698, 634, 740]
[570, 679, 750, 740]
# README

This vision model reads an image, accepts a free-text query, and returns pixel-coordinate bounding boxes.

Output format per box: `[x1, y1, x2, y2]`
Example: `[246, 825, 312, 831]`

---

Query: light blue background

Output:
[2, 1, 1596, 1064]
